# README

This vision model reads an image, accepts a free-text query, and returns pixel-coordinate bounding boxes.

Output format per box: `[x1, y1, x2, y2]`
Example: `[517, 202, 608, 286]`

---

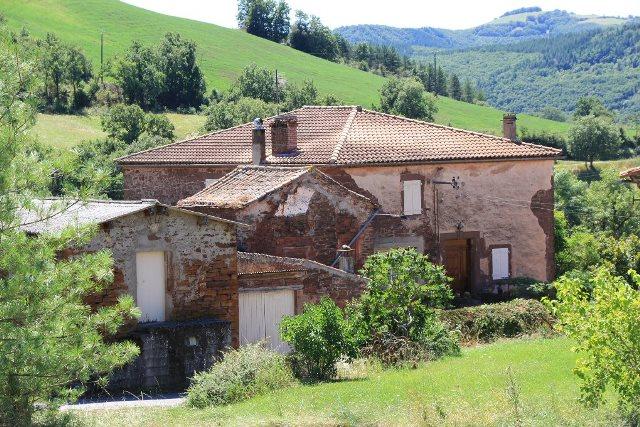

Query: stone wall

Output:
[191, 173, 376, 268]
[122, 166, 234, 205]
[238, 253, 367, 309]
[82, 207, 240, 347]
[107, 319, 231, 392]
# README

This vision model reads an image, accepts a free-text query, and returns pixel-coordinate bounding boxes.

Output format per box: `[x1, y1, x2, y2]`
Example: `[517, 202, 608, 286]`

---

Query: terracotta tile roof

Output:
[237, 252, 365, 280]
[118, 106, 562, 166]
[621, 166, 640, 179]
[177, 165, 374, 209]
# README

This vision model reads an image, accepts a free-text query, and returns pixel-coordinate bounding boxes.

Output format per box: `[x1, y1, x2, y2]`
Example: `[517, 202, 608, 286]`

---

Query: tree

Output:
[39, 33, 67, 109]
[201, 97, 279, 132]
[144, 114, 175, 140]
[461, 79, 475, 103]
[281, 79, 318, 111]
[111, 41, 164, 110]
[157, 33, 206, 109]
[448, 74, 462, 100]
[540, 106, 566, 122]
[289, 11, 338, 61]
[379, 77, 438, 121]
[568, 115, 621, 168]
[101, 104, 147, 143]
[239, 0, 290, 43]
[64, 45, 92, 103]
[435, 66, 448, 96]
[347, 248, 459, 365]
[0, 22, 139, 424]
[573, 96, 614, 120]
[547, 267, 640, 421]
[230, 63, 277, 103]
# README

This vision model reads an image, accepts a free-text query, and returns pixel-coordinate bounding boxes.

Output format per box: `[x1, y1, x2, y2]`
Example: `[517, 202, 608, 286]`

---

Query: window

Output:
[491, 247, 510, 280]
[403, 180, 422, 215]
[204, 178, 218, 187]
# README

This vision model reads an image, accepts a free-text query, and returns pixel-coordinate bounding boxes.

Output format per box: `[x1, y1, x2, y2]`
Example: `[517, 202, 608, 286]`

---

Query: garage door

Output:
[239, 289, 295, 352]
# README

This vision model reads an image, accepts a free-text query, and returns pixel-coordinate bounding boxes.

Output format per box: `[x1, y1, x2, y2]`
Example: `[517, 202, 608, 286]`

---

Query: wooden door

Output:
[135, 251, 166, 322]
[239, 289, 295, 353]
[442, 239, 470, 294]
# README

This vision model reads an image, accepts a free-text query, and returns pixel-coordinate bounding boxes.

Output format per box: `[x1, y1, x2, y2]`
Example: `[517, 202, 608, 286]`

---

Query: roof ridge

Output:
[359, 108, 562, 153]
[330, 106, 358, 163]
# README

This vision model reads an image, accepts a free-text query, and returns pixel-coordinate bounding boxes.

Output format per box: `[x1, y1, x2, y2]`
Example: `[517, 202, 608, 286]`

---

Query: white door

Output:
[240, 289, 295, 352]
[136, 251, 166, 322]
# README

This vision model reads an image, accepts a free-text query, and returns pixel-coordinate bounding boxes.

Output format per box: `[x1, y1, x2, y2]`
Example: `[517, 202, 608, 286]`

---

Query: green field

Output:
[32, 113, 206, 148]
[3, 0, 570, 142]
[75, 338, 619, 426]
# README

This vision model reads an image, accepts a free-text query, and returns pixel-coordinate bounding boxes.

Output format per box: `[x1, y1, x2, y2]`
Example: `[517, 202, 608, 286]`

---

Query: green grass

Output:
[75, 338, 619, 426]
[555, 157, 640, 174]
[31, 113, 205, 148]
[3, 0, 570, 141]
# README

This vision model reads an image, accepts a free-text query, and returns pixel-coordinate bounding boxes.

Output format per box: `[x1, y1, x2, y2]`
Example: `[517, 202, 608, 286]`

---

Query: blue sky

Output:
[121, 0, 640, 29]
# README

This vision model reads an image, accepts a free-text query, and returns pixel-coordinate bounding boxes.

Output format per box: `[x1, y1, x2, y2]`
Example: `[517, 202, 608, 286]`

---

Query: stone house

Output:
[21, 198, 242, 390]
[176, 165, 376, 269]
[119, 106, 562, 295]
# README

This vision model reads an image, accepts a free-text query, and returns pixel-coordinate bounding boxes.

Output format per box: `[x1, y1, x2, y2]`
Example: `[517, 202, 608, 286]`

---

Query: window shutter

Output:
[492, 247, 510, 280]
[403, 180, 422, 215]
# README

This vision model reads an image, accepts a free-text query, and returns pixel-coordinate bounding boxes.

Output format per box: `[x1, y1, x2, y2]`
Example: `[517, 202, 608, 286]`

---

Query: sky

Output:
[121, 0, 640, 30]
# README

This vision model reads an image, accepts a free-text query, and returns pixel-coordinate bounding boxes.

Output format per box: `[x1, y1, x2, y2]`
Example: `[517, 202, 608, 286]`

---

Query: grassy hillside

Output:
[77, 338, 619, 425]
[32, 113, 206, 148]
[2, 0, 571, 145]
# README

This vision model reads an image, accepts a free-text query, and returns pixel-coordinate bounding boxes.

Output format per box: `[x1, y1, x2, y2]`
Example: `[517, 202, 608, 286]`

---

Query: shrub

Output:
[547, 267, 640, 421]
[348, 248, 459, 365]
[186, 343, 295, 408]
[280, 297, 356, 381]
[101, 104, 146, 143]
[439, 299, 555, 344]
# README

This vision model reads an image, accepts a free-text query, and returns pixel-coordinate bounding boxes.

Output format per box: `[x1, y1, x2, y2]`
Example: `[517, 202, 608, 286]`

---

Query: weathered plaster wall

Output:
[122, 166, 234, 205]
[82, 208, 240, 346]
[330, 159, 555, 287]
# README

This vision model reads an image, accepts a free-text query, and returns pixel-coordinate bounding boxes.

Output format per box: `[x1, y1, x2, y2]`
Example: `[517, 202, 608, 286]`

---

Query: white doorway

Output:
[136, 251, 166, 322]
[239, 289, 295, 352]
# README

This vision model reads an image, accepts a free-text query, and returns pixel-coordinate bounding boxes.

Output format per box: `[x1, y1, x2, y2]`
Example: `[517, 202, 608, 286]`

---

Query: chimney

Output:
[337, 245, 354, 273]
[502, 113, 518, 142]
[270, 114, 298, 155]
[252, 117, 266, 165]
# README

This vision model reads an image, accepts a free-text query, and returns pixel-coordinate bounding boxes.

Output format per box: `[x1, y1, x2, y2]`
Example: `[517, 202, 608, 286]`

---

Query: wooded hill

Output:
[1, 0, 570, 141]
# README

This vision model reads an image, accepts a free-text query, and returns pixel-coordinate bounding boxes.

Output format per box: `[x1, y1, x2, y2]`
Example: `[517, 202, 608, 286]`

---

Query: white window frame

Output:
[403, 179, 422, 216]
[491, 247, 510, 280]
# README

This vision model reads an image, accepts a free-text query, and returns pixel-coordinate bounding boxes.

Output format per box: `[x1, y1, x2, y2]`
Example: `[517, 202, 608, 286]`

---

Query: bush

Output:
[101, 104, 147, 143]
[439, 299, 555, 344]
[348, 248, 459, 365]
[186, 343, 295, 408]
[280, 297, 356, 381]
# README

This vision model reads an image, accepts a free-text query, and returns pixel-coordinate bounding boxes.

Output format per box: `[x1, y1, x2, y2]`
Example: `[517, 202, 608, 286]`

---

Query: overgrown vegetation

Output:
[0, 19, 140, 425]
[186, 343, 295, 408]
[439, 299, 555, 344]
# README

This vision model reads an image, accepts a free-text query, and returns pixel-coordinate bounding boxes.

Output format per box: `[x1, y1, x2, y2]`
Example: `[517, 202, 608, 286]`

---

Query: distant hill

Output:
[0, 0, 570, 139]
[335, 8, 634, 53]
[336, 8, 639, 119]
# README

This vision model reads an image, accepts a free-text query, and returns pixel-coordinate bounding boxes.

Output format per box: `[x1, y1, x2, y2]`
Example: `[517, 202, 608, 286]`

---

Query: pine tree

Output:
[448, 74, 462, 100]
[462, 79, 475, 103]
[435, 66, 448, 96]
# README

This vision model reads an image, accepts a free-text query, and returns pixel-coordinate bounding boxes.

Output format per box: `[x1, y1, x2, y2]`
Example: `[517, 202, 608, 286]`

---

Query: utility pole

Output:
[100, 31, 104, 85]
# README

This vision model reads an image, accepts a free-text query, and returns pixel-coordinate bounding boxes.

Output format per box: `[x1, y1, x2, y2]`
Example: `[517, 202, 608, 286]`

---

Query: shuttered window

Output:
[403, 180, 422, 215]
[492, 247, 510, 280]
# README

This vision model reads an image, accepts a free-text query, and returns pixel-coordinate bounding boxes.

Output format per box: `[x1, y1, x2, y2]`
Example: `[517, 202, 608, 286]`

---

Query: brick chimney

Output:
[270, 114, 298, 155]
[502, 113, 518, 142]
[252, 117, 266, 165]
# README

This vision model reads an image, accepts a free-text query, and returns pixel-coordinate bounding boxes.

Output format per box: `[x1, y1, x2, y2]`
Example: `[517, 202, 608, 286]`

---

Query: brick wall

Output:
[122, 166, 234, 205]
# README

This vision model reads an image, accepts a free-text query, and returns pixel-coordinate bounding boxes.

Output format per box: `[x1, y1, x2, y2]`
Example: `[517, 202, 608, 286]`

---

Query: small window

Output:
[491, 247, 510, 280]
[403, 180, 422, 215]
[204, 179, 218, 188]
